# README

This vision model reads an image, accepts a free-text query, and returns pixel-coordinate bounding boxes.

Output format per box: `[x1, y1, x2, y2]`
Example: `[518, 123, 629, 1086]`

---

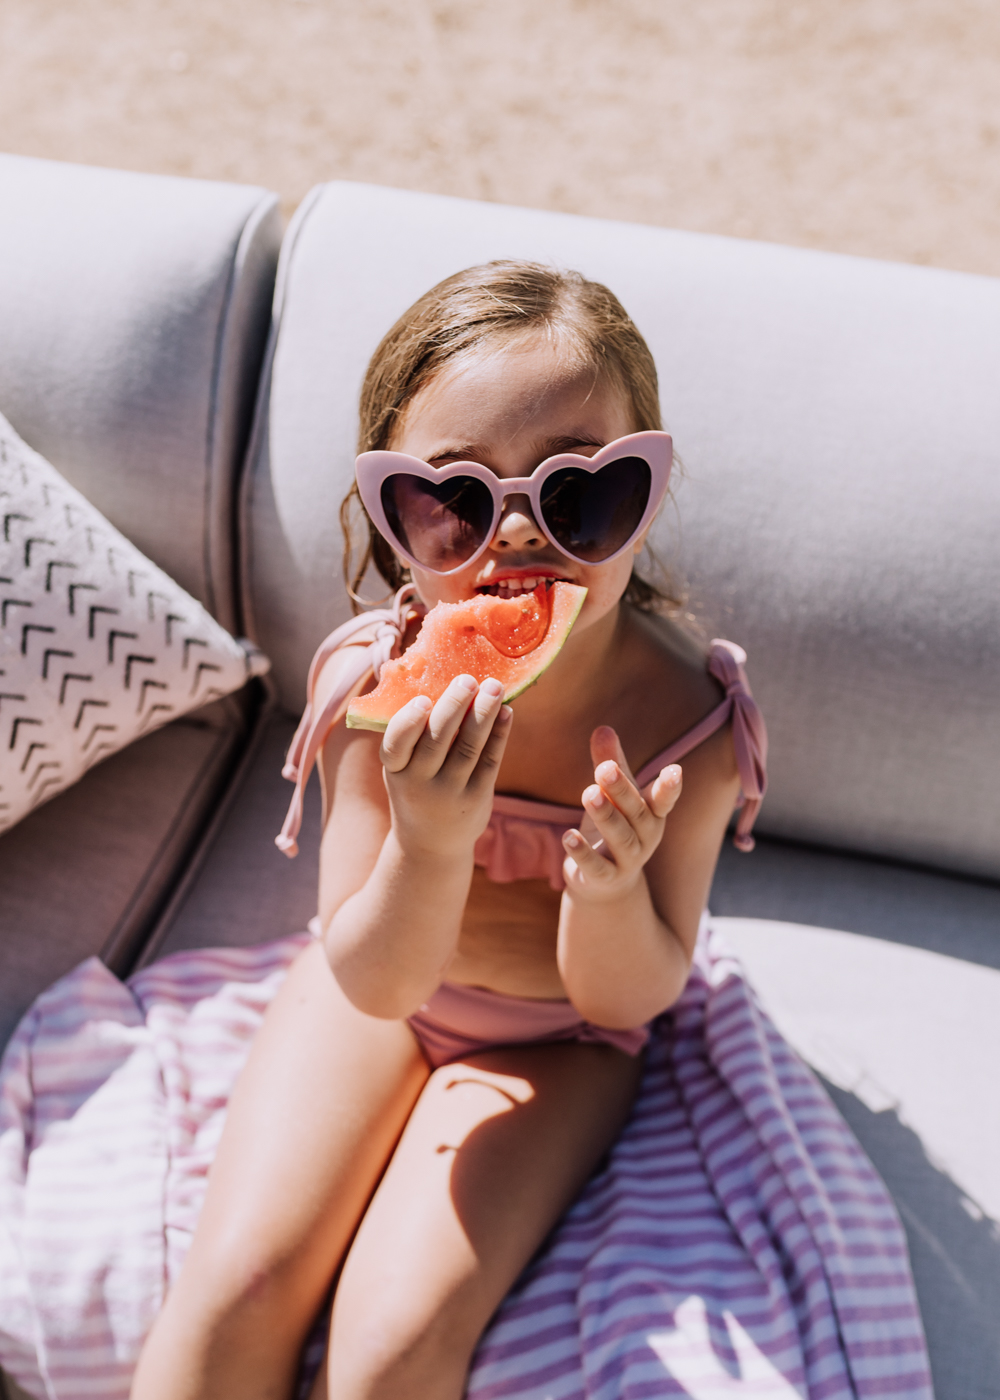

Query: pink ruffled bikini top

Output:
[276, 585, 768, 891]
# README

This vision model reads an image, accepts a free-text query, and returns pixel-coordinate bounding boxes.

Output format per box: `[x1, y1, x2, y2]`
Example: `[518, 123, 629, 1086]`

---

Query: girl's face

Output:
[388, 336, 643, 633]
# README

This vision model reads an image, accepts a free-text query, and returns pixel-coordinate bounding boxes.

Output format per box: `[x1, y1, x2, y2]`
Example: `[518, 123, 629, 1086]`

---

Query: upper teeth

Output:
[486, 576, 547, 597]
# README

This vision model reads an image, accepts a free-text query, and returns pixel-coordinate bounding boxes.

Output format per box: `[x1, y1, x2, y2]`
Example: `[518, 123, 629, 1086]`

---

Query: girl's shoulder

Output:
[312, 612, 422, 714]
[614, 607, 743, 785]
[623, 606, 728, 712]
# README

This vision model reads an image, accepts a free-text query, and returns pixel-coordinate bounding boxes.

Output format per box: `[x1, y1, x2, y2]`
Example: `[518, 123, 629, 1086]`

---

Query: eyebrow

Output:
[429, 432, 606, 462]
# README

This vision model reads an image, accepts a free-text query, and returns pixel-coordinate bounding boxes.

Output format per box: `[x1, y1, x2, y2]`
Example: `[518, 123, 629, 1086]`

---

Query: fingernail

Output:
[596, 760, 619, 783]
[587, 787, 606, 809]
[565, 831, 582, 849]
[482, 678, 503, 698]
[457, 675, 477, 693]
[413, 696, 432, 713]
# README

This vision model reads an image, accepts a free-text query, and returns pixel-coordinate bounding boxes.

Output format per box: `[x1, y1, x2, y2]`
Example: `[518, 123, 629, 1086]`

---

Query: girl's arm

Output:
[316, 661, 512, 1020]
[556, 724, 741, 1029]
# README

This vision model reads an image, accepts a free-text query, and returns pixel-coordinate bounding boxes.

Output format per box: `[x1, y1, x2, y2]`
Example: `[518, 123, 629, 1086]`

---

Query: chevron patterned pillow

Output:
[0, 411, 269, 835]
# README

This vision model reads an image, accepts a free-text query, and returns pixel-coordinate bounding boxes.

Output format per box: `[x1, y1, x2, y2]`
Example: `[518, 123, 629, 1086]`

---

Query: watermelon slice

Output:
[346, 582, 587, 732]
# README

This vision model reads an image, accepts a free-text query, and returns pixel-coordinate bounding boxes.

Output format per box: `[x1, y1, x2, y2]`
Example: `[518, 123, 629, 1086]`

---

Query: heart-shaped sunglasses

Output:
[355, 431, 673, 576]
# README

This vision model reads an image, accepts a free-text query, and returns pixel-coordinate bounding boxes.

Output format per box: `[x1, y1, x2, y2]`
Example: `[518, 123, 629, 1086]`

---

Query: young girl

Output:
[131, 261, 766, 1400]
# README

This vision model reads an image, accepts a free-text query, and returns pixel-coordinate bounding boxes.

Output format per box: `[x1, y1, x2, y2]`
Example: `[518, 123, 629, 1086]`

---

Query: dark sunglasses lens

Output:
[380, 474, 494, 571]
[539, 457, 652, 562]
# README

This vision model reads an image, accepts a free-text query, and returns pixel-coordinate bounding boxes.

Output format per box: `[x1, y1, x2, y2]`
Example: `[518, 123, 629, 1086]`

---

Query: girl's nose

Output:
[491, 495, 545, 552]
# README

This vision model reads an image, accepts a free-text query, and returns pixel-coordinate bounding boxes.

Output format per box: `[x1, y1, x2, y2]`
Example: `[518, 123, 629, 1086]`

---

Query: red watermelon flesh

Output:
[346, 582, 587, 732]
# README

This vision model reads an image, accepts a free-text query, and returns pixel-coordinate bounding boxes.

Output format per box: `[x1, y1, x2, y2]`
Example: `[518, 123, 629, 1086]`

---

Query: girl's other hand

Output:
[379, 675, 513, 859]
[562, 725, 682, 902]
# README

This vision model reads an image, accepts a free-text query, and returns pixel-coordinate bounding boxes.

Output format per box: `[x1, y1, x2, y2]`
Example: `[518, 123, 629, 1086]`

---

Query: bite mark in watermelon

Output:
[346, 582, 587, 732]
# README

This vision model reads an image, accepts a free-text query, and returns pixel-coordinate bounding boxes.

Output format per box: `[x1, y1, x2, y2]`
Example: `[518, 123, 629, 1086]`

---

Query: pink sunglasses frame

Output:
[355, 430, 673, 576]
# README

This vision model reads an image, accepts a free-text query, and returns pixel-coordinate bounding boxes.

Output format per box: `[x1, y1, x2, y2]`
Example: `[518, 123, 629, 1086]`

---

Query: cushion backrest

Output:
[242, 182, 1000, 881]
[0, 153, 281, 634]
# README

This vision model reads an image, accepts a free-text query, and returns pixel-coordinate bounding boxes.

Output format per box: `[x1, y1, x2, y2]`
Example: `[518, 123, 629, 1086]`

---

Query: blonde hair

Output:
[341, 260, 679, 611]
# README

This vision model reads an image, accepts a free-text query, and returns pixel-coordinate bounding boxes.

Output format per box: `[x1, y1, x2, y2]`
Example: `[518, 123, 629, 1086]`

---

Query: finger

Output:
[410, 674, 479, 773]
[577, 807, 601, 845]
[581, 782, 643, 866]
[593, 758, 651, 826]
[646, 764, 683, 819]
[561, 828, 617, 890]
[442, 677, 506, 780]
[469, 700, 513, 785]
[590, 725, 637, 786]
[380, 695, 433, 773]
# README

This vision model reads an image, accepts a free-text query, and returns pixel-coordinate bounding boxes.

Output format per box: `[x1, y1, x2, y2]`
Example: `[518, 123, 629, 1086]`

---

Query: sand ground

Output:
[1, 0, 999, 277]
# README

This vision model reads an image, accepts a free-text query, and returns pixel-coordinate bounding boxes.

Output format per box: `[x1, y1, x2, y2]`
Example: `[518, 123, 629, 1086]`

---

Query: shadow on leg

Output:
[314, 1039, 643, 1400]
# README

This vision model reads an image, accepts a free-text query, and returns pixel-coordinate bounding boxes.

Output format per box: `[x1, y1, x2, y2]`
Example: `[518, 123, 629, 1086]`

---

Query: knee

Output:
[328, 1286, 478, 1399]
[177, 1228, 324, 1348]
[132, 1239, 319, 1400]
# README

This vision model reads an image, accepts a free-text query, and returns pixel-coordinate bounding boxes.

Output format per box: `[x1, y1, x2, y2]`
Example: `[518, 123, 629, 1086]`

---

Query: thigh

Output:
[192, 938, 428, 1274]
[132, 939, 429, 1399]
[322, 1040, 643, 1400]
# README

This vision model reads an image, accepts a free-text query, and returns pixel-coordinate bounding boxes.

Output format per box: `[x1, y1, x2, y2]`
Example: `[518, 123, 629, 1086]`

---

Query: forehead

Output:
[391, 336, 634, 460]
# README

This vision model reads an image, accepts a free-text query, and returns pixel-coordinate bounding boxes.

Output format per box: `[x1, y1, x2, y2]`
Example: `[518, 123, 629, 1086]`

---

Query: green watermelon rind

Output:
[346, 583, 587, 733]
[495, 583, 587, 704]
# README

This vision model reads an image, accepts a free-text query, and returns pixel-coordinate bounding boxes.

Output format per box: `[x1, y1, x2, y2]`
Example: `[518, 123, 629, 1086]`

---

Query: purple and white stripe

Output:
[468, 932, 930, 1398]
[0, 926, 931, 1399]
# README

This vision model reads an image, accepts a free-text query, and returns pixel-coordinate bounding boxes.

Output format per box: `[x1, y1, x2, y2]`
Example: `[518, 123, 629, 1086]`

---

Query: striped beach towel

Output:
[0, 924, 932, 1399]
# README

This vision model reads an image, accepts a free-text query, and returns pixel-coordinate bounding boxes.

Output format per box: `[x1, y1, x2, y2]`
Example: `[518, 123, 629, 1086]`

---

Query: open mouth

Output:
[477, 575, 562, 599]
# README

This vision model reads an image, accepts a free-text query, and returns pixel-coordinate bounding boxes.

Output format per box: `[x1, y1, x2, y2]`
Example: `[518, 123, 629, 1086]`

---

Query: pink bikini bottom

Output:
[407, 979, 650, 1069]
[305, 921, 648, 1068]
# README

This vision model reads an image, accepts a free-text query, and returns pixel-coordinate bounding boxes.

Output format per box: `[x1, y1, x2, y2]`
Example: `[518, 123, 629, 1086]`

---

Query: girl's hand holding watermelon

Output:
[378, 673, 512, 858]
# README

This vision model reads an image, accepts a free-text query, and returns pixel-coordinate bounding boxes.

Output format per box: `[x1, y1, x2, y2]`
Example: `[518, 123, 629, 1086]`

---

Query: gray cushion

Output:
[0, 153, 281, 634]
[0, 154, 281, 1049]
[0, 699, 249, 1051]
[711, 836, 1000, 970]
[145, 710, 321, 965]
[242, 181, 1000, 880]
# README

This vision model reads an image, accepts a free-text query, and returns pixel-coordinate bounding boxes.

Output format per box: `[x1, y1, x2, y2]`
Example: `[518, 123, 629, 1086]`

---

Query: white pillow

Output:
[0, 411, 269, 835]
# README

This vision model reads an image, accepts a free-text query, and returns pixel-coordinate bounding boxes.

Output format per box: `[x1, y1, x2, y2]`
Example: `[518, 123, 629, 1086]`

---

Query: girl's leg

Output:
[311, 1040, 643, 1400]
[130, 939, 430, 1400]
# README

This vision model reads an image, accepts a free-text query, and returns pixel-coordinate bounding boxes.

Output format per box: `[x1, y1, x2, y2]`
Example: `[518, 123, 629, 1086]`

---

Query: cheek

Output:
[576, 555, 635, 623]
[410, 565, 476, 608]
